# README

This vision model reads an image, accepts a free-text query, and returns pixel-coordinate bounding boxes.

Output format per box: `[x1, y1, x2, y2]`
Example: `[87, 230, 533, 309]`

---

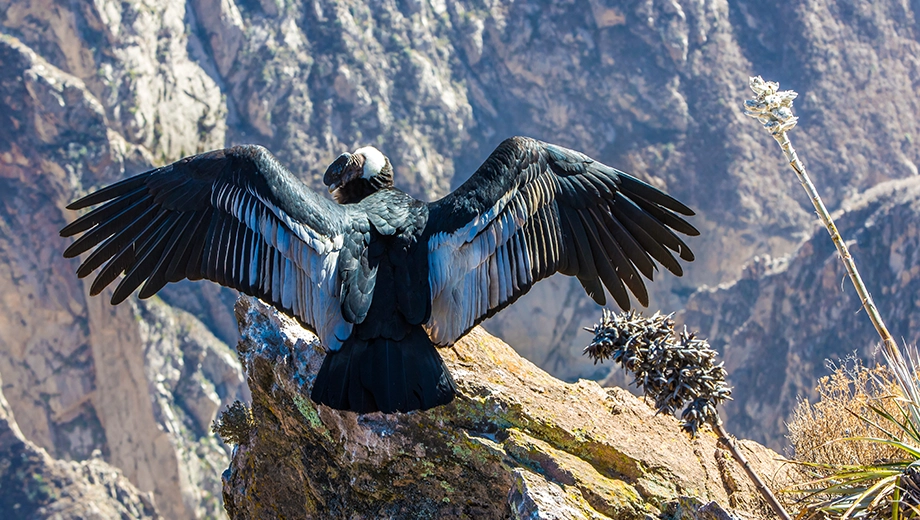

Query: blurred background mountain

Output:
[1, 0, 918, 517]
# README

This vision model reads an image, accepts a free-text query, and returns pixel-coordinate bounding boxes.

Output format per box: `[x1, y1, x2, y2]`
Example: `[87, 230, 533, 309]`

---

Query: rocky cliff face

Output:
[681, 177, 920, 449]
[0, 35, 245, 519]
[5, 0, 919, 380]
[1, 0, 919, 516]
[1, 370, 160, 519]
[221, 297, 790, 519]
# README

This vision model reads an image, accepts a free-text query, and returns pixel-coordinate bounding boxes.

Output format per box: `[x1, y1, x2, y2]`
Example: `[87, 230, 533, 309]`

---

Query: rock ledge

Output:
[220, 297, 790, 519]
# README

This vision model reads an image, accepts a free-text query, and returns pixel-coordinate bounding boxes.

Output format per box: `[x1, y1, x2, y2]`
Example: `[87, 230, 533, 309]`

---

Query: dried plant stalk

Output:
[743, 77, 908, 394]
[744, 76, 920, 519]
[585, 310, 791, 520]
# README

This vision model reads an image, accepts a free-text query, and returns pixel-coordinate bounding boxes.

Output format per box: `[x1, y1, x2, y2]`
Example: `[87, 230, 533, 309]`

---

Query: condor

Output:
[61, 137, 698, 414]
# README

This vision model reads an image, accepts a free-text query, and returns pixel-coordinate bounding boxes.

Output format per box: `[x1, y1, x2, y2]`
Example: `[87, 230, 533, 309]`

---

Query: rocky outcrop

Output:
[220, 297, 791, 519]
[473, 0, 920, 379]
[0, 35, 245, 519]
[681, 177, 920, 449]
[2, 0, 920, 516]
[0, 370, 159, 519]
[0, 0, 227, 160]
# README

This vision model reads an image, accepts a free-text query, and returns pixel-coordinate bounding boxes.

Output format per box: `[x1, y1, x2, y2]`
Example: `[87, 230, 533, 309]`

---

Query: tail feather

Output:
[312, 327, 456, 414]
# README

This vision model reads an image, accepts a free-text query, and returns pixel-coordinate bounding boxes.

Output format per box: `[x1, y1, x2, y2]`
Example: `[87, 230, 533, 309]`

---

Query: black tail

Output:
[311, 327, 456, 414]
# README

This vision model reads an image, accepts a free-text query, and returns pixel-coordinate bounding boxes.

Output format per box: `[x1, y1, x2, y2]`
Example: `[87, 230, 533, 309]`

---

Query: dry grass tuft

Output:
[788, 360, 906, 469]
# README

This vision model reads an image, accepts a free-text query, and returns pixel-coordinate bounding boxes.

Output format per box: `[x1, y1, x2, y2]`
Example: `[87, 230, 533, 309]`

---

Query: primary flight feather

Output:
[61, 136, 698, 414]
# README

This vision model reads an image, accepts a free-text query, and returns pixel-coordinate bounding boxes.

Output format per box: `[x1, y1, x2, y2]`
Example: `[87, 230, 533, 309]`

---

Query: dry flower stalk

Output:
[744, 76, 920, 519]
[743, 76, 908, 391]
[585, 310, 790, 519]
[584, 310, 731, 435]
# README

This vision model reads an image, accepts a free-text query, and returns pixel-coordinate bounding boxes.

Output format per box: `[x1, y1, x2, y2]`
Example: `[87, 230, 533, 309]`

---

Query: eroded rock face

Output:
[0, 0, 227, 159]
[0, 35, 246, 519]
[471, 0, 920, 379]
[681, 177, 920, 449]
[221, 297, 790, 519]
[0, 371, 159, 519]
[7, 0, 919, 383]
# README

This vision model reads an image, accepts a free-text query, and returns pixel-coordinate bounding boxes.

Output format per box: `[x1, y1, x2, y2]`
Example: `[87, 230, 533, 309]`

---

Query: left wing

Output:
[424, 136, 698, 345]
[60, 145, 366, 350]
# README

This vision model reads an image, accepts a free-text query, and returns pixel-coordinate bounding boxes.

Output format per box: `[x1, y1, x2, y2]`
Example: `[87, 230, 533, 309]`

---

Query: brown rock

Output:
[3, 0, 920, 514]
[474, 0, 920, 381]
[0, 370, 160, 519]
[0, 34, 245, 519]
[220, 297, 792, 519]
[0, 0, 227, 158]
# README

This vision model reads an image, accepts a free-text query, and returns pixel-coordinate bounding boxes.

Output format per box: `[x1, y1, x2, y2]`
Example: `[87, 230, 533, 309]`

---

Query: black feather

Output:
[616, 172, 695, 216]
[613, 193, 692, 264]
[90, 246, 136, 297]
[313, 327, 455, 414]
[588, 206, 655, 280]
[111, 213, 179, 304]
[580, 211, 644, 308]
[66, 173, 153, 210]
[164, 212, 207, 282]
[607, 203, 683, 277]
[64, 196, 154, 259]
[631, 194, 700, 239]
[184, 210, 213, 281]
[138, 214, 196, 299]
[561, 206, 600, 288]
[60, 186, 148, 237]
[75, 202, 159, 278]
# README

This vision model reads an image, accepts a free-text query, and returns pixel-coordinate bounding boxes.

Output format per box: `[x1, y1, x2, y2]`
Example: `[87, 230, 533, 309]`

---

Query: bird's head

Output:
[323, 146, 394, 204]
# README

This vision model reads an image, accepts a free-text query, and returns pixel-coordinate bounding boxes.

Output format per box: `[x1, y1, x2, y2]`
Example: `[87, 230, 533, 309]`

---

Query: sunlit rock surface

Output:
[0, 370, 160, 519]
[0, 35, 245, 519]
[3, 0, 920, 514]
[220, 297, 790, 519]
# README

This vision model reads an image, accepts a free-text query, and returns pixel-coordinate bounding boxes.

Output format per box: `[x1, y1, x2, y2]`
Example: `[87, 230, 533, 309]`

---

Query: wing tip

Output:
[110, 285, 132, 305]
[60, 221, 84, 238]
[62, 242, 86, 259]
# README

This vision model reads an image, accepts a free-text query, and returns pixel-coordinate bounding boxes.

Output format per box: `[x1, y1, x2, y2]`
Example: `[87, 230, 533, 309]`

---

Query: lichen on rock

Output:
[219, 297, 791, 519]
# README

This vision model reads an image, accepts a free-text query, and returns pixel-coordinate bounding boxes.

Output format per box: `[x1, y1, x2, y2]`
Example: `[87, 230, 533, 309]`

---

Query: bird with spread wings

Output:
[61, 136, 698, 414]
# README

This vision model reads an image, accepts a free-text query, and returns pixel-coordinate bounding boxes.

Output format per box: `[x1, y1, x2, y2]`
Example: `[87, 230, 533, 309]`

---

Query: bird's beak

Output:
[323, 152, 353, 193]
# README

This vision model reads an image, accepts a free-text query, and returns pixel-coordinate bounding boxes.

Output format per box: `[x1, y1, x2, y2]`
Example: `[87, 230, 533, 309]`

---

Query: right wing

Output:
[60, 145, 364, 350]
[424, 137, 698, 345]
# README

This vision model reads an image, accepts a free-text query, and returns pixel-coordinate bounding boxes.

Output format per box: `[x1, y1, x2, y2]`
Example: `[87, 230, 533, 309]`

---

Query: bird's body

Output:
[61, 137, 698, 414]
[312, 188, 457, 412]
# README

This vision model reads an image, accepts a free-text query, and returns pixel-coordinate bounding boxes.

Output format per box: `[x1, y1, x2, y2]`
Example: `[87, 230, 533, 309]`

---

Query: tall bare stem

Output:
[713, 421, 791, 520]
[743, 77, 897, 351]
[742, 77, 910, 377]
[744, 76, 920, 506]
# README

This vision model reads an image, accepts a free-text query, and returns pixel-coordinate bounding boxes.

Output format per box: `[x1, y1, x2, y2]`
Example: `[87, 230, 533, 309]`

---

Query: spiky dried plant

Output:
[212, 400, 254, 445]
[585, 309, 792, 519]
[584, 310, 732, 436]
